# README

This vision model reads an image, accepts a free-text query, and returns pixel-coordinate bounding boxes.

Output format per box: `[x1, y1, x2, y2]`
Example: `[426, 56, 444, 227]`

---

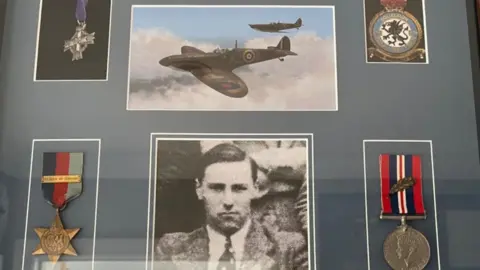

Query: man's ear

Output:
[254, 184, 269, 199]
[253, 169, 270, 199]
[195, 178, 203, 200]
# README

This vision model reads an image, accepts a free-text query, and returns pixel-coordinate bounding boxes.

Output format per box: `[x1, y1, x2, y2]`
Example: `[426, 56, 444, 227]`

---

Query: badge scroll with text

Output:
[367, 0, 426, 63]
[32, 152, 83, 265]
[379, 154, 430, 270]
[63, 0, 95, 61]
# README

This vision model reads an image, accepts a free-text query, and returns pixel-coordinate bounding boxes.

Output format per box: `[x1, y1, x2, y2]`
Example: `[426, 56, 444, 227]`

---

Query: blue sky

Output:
[131, 6, 335, 41]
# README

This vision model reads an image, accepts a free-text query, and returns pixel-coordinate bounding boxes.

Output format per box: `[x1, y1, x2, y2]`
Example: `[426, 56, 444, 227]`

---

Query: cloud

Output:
[128, 28, 337, 110]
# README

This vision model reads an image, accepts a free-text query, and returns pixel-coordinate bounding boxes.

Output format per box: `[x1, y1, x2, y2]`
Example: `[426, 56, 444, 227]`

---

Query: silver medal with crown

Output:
[383, 216, 430, 270]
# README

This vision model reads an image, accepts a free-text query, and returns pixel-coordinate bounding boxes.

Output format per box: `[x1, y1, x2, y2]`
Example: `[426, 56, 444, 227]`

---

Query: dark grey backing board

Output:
[0, 0, 480, 270]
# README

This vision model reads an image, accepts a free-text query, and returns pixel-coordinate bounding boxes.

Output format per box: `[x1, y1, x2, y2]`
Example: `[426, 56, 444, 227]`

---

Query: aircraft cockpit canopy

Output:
[212, 48, 230, 54]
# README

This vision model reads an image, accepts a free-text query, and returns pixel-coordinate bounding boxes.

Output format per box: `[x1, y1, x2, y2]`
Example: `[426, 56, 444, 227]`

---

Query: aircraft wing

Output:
[190, 68, 248, 98]
[162, 52, 225, 70]
[249, 24, 280, 32]
[249, 25, 291, 33]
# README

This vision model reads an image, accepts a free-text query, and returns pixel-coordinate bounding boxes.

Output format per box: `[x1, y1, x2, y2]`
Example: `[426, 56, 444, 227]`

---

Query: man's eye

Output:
[232, 185, 247, 192]
[209, 184, 224, 191]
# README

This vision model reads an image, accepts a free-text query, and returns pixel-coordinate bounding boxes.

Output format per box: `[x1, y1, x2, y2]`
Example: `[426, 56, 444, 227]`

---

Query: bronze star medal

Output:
[32, 211, 80, 264]
[33, 152, 84, 264]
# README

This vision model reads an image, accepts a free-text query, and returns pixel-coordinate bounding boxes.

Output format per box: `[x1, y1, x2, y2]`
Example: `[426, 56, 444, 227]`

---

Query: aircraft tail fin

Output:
[295, 18, 303, 27]
[275, 36, 291, 51]
[267, 36, 296, 56]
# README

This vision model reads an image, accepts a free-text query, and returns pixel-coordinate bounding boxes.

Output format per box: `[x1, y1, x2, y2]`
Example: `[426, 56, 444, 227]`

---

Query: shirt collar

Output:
[206, 219, 251, 260]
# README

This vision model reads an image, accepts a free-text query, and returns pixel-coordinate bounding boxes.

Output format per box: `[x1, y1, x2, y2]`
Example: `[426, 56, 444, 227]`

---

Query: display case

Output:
[1, 0, 479, 269]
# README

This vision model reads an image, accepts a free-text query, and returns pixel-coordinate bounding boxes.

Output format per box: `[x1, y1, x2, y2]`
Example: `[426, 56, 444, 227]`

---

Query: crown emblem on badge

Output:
[380, 0, 407, 11]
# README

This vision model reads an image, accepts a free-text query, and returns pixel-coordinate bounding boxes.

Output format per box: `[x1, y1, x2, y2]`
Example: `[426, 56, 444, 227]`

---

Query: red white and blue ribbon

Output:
[379, 154, 426, 217]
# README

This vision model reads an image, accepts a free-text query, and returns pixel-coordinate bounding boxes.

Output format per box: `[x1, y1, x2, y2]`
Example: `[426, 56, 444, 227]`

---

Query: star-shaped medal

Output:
[32, 211, 80, 264]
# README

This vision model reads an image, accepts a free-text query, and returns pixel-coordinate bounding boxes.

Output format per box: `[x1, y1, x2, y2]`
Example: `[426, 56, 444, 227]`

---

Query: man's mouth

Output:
[218, 212, 239, 217]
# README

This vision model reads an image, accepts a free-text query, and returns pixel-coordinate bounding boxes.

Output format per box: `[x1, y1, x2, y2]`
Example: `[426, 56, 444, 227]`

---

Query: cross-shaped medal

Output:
[63, 22, 95, 61]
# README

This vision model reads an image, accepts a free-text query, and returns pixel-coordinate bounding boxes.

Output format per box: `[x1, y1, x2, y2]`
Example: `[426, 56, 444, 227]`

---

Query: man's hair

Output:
[197, 143, 258, 184]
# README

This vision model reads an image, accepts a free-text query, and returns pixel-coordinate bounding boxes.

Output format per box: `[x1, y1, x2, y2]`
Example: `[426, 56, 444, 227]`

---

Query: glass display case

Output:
[1, 0, 479, 269]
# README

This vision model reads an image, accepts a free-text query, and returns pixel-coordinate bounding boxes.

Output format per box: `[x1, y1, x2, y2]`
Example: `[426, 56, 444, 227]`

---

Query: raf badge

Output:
[33, 152, 84, 265]
[379, 154, 431, 270]
[366, 0, 426, 63]
[63, 0, 95, 61]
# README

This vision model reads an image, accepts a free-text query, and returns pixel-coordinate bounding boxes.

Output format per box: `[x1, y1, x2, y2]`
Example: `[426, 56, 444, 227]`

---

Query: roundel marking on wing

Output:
[219, 82, 241, 90]
[243, 50, 256, 63]
[193, 68, 248, 98]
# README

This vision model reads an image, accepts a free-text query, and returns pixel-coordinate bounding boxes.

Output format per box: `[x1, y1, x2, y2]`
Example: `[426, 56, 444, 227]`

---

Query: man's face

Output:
[197, 160, 257, 235]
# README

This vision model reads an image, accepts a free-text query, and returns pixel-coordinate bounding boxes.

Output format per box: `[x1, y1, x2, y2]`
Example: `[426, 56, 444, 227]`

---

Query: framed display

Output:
[33, 0, 112, 81]
[148, 134, 314, 269]
[20, 139, 101, 269]
[1, 1, 480, 270]
[363, 140, 439, 269]
[363, 0, 428, 64]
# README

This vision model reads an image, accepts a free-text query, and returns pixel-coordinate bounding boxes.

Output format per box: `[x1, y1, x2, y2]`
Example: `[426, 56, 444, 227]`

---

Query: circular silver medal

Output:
[383, 225, 430, 270]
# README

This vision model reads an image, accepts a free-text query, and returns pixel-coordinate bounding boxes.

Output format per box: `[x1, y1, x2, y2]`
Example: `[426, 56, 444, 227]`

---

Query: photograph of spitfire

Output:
[127, 6, 337, 111]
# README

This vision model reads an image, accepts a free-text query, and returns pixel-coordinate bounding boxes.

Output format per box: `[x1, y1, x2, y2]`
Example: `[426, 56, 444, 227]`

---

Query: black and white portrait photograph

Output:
[33, 0, 111, 81]
[149, 137, 314, 270]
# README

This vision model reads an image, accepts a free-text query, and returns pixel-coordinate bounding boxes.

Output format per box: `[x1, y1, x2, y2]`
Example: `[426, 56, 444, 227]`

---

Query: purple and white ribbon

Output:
[76, 0, 88, 22]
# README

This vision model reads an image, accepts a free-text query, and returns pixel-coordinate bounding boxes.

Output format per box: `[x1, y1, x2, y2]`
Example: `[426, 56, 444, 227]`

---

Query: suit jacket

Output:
[155, 220, 309, 270]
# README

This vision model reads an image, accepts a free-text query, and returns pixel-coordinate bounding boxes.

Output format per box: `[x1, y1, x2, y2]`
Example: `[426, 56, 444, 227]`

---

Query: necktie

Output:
[217, 236, 235, 270]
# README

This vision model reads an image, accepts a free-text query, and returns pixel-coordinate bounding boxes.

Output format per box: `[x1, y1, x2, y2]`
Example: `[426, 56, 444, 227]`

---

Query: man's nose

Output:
[223, 190, 234, 209]
[223, 203, 233, 211]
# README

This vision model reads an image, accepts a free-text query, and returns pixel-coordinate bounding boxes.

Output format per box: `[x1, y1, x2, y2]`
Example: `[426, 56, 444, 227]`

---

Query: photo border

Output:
[147, 133, 316, 270]
[362, 139, 441, 269]
[126, 5, 338, 112]
[32, 0, 113, 82]
[20, 138, 102, 270]
[362, 0, 430, 64]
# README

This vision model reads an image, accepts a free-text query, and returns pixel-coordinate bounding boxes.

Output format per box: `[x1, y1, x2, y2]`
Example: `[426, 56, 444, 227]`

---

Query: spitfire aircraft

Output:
[249, 18, 303, 33]
[159, 36, 297, 98]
